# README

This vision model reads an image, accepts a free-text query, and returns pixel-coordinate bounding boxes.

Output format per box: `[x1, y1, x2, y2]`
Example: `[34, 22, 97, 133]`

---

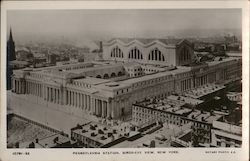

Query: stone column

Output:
[18, 80, 21, 93]
[43, 85, 46, 100]
[82, 94, 85, 110]
[70, 91, 73, 106]
[54, 88, 56, 103]
[48, 87, 50, 102]
[12, 79, 15, 92]
[75, 92, 78, 107]
[40, 84, 42, 97]
[57, 89, 59, 104]
[69, 91, 71, 105]
[16, 80, 19, 94]
[77, 93, 80, 107]
[107, 101, 110, 118]
[85, 94, 88, 110]
[78, 93, 81, 107]
[111, 101, 114, 119]
[84, 94, 87, 110]
[65, 90, 68, 105]
[29, 82, 31, 95]
[95, 99, 98, 116]
[91, 97, 95, 114]
[23, 81, 25, 94]
[73, 92, 76, 106]
[50, 87, 52, 102]
[36, 83, 38, 96]
[16, 80, 18, 94]
[57, 89, 60, 104]
[88, 95, 91, 111]
[79, 93, 82, 108]
[50, 87, 53, 102]
[71, 91, 73, 106]
[72, 92, 75, 106]
[75, 92, 77, 107]
[50, 87, 52, 101]
[37, 84, 39, 96]
[104, 101, 107, 118]
[20, 80, 22, 94]
[82, 94, 84, 109]
[48, 87, 50, 101]
[31, 82, 35, 95]
[68, 91, 70, 105]
[101, 101, 105, 118]
[55, 89, 57, 103]
[24, 81, 26, 94]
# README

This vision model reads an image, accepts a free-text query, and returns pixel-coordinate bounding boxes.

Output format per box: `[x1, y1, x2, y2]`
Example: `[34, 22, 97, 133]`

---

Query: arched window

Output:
[148, 48, 165, 61]
[180, 47, 190, 62]
[96, 75, 102, 78]
[111, 73, 116, 78]
[118, 71, 123, 76]
[103, 74, 109, 79]
[128, 48, 143, 60]
[111, 46, 124, 58]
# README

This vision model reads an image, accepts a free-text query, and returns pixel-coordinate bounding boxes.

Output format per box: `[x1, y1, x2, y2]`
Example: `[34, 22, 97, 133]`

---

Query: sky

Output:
[7, 9, 241, 46]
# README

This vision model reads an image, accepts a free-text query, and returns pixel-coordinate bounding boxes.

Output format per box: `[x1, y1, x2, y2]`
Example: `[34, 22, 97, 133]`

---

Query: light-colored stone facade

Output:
[11, 38, 242, 121]
[103, 38, 194, 66]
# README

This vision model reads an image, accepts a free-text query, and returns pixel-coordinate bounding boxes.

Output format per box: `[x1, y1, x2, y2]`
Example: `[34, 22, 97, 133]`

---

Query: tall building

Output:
[7, 28, 16, 90]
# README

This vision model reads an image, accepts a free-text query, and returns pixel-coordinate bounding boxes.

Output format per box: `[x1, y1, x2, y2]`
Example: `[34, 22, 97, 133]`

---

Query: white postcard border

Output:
[1, 1, 249, 161]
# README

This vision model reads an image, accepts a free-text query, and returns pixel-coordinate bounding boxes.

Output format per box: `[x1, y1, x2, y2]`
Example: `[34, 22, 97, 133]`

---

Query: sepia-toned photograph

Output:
[1, 1, 249, 161]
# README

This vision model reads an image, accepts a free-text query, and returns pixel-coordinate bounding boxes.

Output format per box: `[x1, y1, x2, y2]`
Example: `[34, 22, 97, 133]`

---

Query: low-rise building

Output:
[71, 122, 140, 148]
[211, 120, 242, 147]
[20, 133, 72, 148]
[132, 96, 223, 144]
[227, 92, 242, 102]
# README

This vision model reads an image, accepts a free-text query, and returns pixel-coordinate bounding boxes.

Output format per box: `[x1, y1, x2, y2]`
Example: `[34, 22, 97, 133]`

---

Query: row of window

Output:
[111, 46, 123, 58]
[180, 47, 191, 62]
[128, 48, 143, 59]
[215, 135, 241, 145]
[110, 46, 166, 61]
[127, 68, 158, 73]
[133, 106, 211, 131]
[116, 88, 129, 95]
[132, 76, 172, 89]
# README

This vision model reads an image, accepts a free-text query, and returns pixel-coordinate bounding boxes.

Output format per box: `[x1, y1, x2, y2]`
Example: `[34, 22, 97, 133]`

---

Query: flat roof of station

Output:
[74, 77, 111, 85]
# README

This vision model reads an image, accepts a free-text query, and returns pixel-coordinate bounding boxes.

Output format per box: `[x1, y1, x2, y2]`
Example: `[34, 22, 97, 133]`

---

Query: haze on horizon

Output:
[7, 9, 241, 47]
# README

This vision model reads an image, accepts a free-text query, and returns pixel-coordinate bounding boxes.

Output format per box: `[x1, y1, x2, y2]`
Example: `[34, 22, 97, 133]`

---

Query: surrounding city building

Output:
[71, 121, 140, 148]
[132, 96, 222, 145]
[211, 120, 241, 147]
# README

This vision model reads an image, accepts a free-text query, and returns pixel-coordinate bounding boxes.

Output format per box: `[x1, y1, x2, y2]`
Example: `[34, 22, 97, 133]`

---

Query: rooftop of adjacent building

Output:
[38, 133, 71, 148]
[72, 122, 139, 146]
[184, 84, 225, 99]
[135, 94, 223, 124]
[212, 120, 241, 136]
[19, 133, 71, 148]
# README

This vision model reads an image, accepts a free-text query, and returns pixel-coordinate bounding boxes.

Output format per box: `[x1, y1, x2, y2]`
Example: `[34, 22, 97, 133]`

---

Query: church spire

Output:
[9, 27, 13, 42]
[7, 26, 16, 90]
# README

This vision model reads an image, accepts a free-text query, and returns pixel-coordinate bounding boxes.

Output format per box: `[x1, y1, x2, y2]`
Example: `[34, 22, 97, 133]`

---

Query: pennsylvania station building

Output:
[11, 38, 242, 121]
